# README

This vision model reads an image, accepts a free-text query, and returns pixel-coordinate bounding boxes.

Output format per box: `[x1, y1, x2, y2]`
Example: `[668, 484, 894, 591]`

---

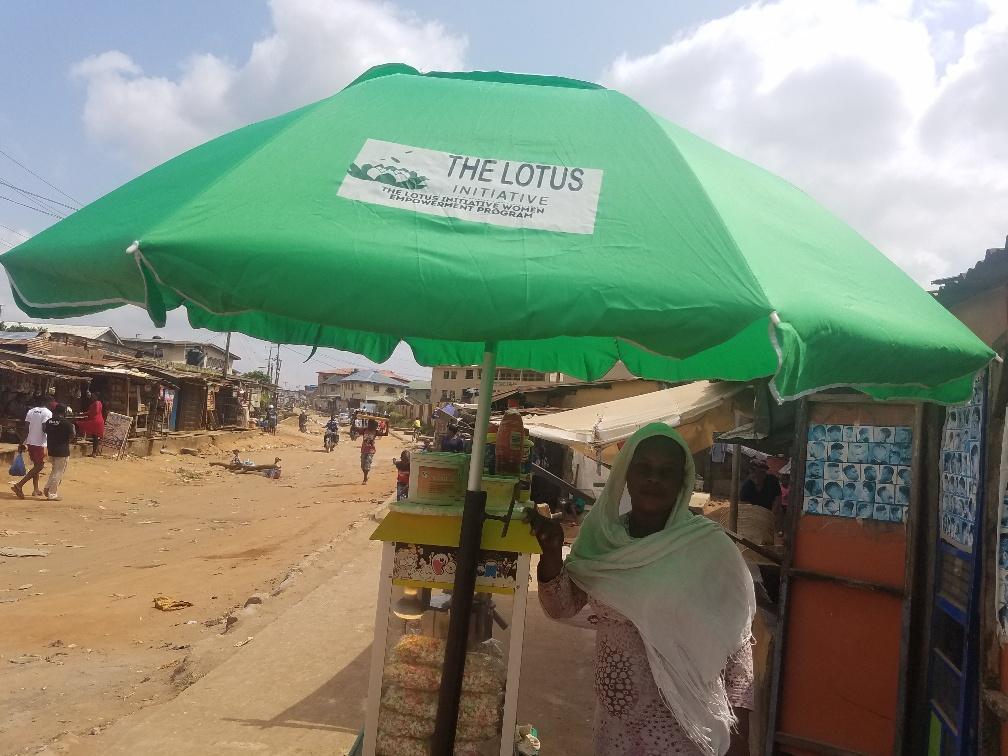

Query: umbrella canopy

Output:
[1, 63, 992, 401]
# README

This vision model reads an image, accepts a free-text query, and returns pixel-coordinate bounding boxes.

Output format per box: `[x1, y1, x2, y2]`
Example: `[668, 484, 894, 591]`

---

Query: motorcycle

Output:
[324, 430, 339, 452]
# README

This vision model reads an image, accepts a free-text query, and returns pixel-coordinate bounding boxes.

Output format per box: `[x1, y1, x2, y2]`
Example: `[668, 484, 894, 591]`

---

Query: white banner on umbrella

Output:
[338, 139, 603, 235]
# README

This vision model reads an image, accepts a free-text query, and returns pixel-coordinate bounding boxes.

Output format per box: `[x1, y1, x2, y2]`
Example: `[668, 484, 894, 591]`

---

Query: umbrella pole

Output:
[432, 342, 497, 755]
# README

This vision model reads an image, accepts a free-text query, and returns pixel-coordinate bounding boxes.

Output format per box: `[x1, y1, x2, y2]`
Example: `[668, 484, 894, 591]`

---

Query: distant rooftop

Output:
[933, 236, 1008, 307]
[326, 369, 407, 388]
[122, 337, 240, 361]
[3, 322, 123, 344]
[408, 379, 431, 390]
[0, 331, 41, 341]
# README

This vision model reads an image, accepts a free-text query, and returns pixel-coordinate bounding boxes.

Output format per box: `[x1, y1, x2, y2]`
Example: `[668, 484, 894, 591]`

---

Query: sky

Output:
[1, 0, 1006, 388]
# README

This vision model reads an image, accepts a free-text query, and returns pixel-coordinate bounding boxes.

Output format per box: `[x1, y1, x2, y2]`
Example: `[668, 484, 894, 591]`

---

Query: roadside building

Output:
[406, 380, 431, 404]
[327, 369, 407, 411]
[121, 336, 240, 373]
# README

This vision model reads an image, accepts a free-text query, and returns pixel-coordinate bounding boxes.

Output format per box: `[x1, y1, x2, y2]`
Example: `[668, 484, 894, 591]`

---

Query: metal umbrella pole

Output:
[431, 342, 497, 754]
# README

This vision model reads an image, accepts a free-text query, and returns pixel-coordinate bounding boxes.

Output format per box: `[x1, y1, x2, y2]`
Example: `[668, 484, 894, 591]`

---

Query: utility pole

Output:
[221, 331, 232, 379]
[274, 343, 282, 404]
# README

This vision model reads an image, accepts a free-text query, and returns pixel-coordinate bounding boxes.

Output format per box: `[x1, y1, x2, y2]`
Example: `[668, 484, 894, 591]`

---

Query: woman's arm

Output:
[528, 509, 587, 618]
[537, 567, 588, 619]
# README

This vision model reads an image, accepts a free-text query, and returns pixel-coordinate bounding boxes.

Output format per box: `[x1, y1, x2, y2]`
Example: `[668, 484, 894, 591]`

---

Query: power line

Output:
[281, 342, 427, 379]
[0, 223, 30, 240]
[0, 180, 68, 219]
[0, 194, 63, 219]
[0, 179, 78, 213]
[281, 343, 377, 372]
[0, 147, 80, 206]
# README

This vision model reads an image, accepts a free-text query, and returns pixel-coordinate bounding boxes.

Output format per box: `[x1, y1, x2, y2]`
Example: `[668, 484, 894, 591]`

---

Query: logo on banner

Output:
[338, 139, 603, 234]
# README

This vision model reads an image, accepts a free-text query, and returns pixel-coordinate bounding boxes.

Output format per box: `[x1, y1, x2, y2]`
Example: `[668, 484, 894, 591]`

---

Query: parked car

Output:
[338, 412, 350, 425]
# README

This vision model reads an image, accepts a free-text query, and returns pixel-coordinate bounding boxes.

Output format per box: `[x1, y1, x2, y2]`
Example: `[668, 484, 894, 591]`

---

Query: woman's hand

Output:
[526, 507, 565, 582]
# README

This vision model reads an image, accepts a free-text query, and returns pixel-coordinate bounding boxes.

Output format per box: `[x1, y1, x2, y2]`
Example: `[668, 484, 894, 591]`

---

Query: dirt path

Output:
[0, 415, 407, 755]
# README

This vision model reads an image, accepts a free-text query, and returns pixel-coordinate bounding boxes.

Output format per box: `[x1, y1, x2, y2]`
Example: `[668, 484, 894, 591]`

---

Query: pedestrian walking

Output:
[361, 422, 377, 484]
[12, 397, 52, 499]
[42, 405, 75, 500]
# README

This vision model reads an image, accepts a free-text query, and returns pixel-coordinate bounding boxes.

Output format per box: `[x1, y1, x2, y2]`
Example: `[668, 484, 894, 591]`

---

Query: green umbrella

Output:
[2, 63, 991, 404]
[1, 63, 993, 752]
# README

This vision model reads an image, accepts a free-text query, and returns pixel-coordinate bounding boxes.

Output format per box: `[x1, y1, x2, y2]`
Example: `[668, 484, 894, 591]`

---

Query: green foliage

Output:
[241, 369, 272, 384]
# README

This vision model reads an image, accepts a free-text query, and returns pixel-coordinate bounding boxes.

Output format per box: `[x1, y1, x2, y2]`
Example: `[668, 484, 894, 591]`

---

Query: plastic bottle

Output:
[484, 432, 497, 476]
[495, 410, 524, 475]
[518, 436, 534, 503]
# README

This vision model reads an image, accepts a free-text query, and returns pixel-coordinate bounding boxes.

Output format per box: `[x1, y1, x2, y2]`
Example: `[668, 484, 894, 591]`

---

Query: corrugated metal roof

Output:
[4, 322, 123, 344]
[932, 237, 1008, 306]
[333, 369, 407, 387]
[0, 331, 40, 341]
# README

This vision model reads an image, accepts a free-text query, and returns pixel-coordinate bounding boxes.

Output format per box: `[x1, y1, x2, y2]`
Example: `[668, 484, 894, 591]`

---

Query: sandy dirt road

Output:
[0, 415, 408, 755]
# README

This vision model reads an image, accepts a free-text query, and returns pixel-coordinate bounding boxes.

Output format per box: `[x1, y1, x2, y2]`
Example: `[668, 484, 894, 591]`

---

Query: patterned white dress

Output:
[539, 568, 754, 756]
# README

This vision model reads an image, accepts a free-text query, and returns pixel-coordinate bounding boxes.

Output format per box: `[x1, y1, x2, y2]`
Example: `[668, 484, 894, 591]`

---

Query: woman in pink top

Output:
[74, 391, 105, 457]
[530, 424, 756, 756]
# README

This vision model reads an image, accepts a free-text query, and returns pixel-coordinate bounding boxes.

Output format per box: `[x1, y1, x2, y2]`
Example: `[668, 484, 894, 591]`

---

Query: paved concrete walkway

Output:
[73, 521, 596, 755]
[82, 528, 383, 755]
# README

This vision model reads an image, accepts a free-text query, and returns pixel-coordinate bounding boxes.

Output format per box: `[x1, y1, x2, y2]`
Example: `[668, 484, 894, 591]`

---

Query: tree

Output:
[241, 370, 272, 385]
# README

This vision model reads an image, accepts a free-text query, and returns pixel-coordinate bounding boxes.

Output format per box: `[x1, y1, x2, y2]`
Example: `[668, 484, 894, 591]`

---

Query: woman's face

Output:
[626, 437, 686, 519]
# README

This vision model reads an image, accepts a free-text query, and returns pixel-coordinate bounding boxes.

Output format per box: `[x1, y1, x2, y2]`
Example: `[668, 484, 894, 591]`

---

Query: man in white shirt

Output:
[12, 397, 52, 499]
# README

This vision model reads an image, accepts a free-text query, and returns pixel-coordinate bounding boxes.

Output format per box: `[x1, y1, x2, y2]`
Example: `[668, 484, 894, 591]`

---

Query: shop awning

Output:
[523, 380, 750, 458]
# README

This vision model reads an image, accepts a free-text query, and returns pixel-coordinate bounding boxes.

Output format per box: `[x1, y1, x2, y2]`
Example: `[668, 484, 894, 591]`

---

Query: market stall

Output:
[0, 360, 89, 442]
[366, 509, 538, 756]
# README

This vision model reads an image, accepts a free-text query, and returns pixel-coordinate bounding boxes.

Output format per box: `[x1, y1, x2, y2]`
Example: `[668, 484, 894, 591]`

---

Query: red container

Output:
[495, 411, 525, 475]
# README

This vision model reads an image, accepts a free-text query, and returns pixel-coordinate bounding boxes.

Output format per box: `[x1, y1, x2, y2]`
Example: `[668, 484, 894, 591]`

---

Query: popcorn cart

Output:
[363, 505, 540, 756]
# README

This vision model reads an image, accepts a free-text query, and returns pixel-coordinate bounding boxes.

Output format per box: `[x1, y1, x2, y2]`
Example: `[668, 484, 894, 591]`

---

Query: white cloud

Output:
[603, 0, 1008, 283]
[72, 0, 467, 169]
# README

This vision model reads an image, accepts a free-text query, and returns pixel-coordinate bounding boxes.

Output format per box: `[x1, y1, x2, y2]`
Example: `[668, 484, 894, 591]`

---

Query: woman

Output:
[360, 423, 377, 484]
[530, 424, 756, 756]
[75, 391, 105, 457]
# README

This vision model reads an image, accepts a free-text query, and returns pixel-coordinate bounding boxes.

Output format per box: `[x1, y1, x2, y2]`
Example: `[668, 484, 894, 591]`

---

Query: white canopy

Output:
[524, 380, 749, 458]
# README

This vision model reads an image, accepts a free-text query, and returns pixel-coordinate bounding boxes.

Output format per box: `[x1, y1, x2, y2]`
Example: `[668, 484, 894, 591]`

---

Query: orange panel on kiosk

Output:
[779, 579, 903, 754]
[793, 516, 906, 589]
[777, 404, 915, 754]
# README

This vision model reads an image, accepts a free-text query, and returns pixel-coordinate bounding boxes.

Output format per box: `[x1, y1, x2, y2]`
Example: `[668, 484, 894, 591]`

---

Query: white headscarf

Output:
[565, 423, 755, 756]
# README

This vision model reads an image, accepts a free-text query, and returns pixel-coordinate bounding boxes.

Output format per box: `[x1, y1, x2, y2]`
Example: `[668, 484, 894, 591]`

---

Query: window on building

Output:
[523, 371, 546, 382]
[449, 390, 456, 399]
[443, 370, 450, 379]
[450, 370, 457, 380]
[442, 390, 449, 399]
[465, 369, 474, 380]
